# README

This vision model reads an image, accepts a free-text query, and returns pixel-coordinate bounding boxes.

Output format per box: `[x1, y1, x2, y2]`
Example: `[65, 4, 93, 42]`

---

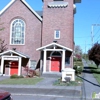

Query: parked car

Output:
[0, 89, 13, 100]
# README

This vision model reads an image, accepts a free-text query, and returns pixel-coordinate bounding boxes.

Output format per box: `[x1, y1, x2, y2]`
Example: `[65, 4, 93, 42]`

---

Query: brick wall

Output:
[0, 0, 42, 61]
[42, 0, 74, 50]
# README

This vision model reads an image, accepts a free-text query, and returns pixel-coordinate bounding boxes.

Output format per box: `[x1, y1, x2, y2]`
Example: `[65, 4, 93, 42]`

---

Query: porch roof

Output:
[36, 43, 73, 52]
[0, 50, 30, 58]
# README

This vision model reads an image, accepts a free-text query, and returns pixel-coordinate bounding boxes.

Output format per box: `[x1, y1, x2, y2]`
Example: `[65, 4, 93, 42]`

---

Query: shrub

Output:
[77, 66, 83, 74]
[73, 65, 77, 73]
[28, 69, 36, 77]
[73, 65, 83, 75]
[24, 66, 36, 77]
[10, 74, 24, 79]
[35, 68, 40, 76]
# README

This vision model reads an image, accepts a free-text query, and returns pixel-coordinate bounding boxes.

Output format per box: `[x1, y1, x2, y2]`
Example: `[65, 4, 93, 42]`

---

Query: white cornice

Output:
[37, 42, 73, 52]
[21, 0, 42, 21]
[0, 0, 42, 22]
[0, 50, 30, 58]
[0, 0, 15, 15]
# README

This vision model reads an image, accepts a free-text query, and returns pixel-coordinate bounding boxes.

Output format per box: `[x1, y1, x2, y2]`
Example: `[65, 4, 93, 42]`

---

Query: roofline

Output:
[0, 0, 42, 22]
[21, 0, 42, 22]
[36, 43, 73, 52]
[42, 0, 81, 3]
[0, 50, 30, 58]
[0, 0, 15, 15]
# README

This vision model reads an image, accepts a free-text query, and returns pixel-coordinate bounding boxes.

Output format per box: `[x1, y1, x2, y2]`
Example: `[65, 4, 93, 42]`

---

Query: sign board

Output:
[4, 57, 18, 61]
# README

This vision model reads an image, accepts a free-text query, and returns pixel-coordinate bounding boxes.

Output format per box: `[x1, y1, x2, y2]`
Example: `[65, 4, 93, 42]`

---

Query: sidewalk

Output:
[1, 60, 100, 100]
[82, 60, 100, 100]
[0, 76, 81, 99]
[0, 76, 81, 91]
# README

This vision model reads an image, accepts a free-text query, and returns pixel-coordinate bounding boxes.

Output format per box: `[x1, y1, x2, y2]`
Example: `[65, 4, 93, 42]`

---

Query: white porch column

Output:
[62, 50, 65, 71]
[43, 49, 47, 73]
[18, 57, 21, 76]
[1, 56, 4, 75]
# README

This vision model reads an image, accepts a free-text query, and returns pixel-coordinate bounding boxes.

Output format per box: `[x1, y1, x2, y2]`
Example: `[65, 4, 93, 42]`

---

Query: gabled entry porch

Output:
[37, 42, 73, 74]
[0, 50, 30, 76]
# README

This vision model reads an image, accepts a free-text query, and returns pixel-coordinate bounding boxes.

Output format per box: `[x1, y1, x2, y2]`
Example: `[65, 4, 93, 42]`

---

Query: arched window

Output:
[11, 19, 25, 45]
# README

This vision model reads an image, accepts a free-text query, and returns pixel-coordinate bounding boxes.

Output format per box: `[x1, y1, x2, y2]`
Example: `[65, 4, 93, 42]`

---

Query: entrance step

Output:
[41, 72, 62, 78]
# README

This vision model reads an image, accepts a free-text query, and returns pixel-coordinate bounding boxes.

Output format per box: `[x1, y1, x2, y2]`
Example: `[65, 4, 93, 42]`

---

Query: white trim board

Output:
[0, 0, 42, 21]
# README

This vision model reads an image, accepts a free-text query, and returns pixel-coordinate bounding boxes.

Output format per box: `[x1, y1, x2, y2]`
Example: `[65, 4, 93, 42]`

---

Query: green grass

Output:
[74, 61, 83, 66]
[53, 77, 82, 86]
[0, 77, 43, 85]
[89, 64, 100, 85]
[73, 60, 83, 75]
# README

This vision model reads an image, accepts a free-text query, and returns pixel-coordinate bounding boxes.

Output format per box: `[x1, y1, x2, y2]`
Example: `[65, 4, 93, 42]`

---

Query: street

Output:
[0, 87, 81, 100]
[12, 94, 81, 100]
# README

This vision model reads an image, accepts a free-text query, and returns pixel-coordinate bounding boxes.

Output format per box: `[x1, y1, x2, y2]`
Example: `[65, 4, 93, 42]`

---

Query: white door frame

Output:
[0, 56, 21, 76]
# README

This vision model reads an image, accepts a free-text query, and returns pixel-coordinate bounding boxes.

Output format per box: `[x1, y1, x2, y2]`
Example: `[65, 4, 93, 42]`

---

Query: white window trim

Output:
[29, 60, 37, 69]
[10, 19, 26, 45]
[54, 30, 60, 39]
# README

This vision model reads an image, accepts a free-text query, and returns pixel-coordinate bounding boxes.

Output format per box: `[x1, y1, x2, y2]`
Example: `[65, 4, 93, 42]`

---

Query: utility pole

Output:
[91, 25, 94, 47]
[91, 24, 100, 47]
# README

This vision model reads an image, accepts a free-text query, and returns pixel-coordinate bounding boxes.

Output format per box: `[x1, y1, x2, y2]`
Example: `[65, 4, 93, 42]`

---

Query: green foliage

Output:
[89, 64, 100, 85]
[24, 66, 36, 77]
[53, 77, 82, 86]
[74, 45, 82, 55]
[88, 43, 100, 67]
[10, 74, 24, 79]
[0, 19, 5, 31]
[73, 65, 83, 74]
[73, 59, 83, 75]
[77, 66, 83, 74]
[0, 77, 43, 85]
[82, 53, 88, 60]
[0, 40, 7, 53]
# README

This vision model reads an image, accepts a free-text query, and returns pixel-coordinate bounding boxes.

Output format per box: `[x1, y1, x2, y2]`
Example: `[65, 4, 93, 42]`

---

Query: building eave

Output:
[74, 0, 81, 3]
[21, 0, 42, 22]
[0, 50, 30, 58]
[0, 0, 15, 15]
[42, 0, 81, 3]
[36, 43, 73, 52]
[0, 0, 42, 22]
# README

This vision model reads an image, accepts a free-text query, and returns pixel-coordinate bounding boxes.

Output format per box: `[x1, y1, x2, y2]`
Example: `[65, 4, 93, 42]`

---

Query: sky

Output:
[0, 0, 100, 54]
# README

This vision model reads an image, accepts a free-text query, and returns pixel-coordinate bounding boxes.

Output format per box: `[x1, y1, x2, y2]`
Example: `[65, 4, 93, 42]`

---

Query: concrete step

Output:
[41, 72, 62, 78]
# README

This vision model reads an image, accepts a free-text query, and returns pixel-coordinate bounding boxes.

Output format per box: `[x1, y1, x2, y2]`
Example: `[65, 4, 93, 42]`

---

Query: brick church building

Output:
[0, 0, 81, 76]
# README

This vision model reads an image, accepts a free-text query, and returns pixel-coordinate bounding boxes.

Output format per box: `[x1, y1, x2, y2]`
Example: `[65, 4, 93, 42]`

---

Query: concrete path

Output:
[0, 76, 10, 81]
[0, 76, 81, 91]
[82, 59, 100, 100]
[1, 60, 100, 100]
[0, 76, 81, 99]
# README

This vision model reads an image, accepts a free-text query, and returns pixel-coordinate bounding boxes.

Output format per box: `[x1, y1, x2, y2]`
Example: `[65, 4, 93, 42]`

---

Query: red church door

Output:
[51, 57, 61, 72]
[10, 61, 18, 75]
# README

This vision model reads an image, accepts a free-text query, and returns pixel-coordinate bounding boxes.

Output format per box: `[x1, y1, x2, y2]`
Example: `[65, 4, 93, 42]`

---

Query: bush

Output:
[73, 65, 83, 75]
[35, 68, 40, 76]
[10, 74, 24, 79]
[73, 65, 77, 73]
[77, 66, 83, 74]
[24, 66, 36, 77]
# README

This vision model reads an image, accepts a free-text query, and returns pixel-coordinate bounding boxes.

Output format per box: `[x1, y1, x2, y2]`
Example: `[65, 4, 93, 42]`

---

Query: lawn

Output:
[74, 61, 83, 66]
[89, 64, 100, 85]
[53, 76, 82, 86]
[0, 77, 43, 85]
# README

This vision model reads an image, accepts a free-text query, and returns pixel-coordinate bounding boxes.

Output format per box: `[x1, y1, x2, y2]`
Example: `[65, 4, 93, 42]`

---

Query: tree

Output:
[0, 19, 5, 31]
[74, 45, 82, 60]
[0, 19, 7, 53]
[0, 40, 7, 53]
[82, 53, 88, 60]
[88, 43, 100, 67]
[74, 45, 82, 55]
